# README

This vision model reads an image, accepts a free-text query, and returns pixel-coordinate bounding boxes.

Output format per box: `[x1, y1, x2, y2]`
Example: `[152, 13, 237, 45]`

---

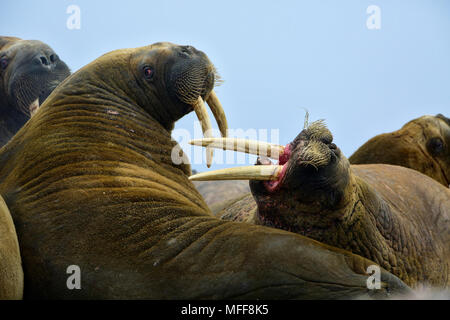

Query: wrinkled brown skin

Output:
[235, 123, 450, 287]
[0, 195, 23, 299]
[0, 36, 70, 147]
[349, 114, 450, 187]
[0, 43, 410, 299]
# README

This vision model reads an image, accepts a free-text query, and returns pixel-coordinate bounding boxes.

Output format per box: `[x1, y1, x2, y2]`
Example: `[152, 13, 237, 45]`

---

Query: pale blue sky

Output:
[2, 0, 449, 171]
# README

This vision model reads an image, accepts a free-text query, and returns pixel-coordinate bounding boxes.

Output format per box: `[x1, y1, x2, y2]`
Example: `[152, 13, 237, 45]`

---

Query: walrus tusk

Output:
[189, 165, 283, 181]
[189, 138, 284, 159]
[193, 96, 214, 167]
[29, 98, 39, 116]
[206, 90, 228, 137]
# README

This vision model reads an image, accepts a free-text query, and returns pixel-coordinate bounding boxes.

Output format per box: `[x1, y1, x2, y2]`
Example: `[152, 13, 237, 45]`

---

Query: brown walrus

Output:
[0, 36, 70, 147]
[0, 43, 410, 299]
[0, 195, 22, 299]
[349, 114, 450, 187]
[196, 114, 450, 211]
[190, 121, 450, 287]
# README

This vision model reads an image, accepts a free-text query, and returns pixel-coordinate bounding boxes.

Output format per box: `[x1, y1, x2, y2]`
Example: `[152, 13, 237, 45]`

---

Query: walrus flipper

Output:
[0, 195, 23, 300]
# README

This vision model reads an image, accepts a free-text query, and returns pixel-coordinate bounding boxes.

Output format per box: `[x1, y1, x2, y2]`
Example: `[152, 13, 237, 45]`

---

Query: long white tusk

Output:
[189, 165, 283, 181]
[189, 138, 284, 159]
[206, 90, 228, 137]
[193, 96, 214, 168]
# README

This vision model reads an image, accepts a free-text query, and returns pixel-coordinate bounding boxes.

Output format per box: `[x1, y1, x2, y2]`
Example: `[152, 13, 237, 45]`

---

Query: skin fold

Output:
[217, 122, 449, 287]
[0, 43, 410, 299]
[349, 114, 450, 187]
[0, 36, 70, 147]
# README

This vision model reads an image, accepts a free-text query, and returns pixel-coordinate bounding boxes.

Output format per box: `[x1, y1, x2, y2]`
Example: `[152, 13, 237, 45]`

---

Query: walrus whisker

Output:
[299, 160, 319, 171]
[212, 67, 224, 87]
[189, 137, 284, 159]
[189, 165, 283, 181]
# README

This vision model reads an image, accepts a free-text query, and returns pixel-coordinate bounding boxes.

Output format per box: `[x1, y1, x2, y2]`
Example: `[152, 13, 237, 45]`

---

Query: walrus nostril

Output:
[179, 46, 193, 58]
[39, 55, 49, 66]
[35, 53, 58, 68]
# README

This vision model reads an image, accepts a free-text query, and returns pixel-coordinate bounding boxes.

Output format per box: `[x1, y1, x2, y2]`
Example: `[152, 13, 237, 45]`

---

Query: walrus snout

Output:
[32, 50, 59, 71]
[156, 43, 228, 167]
[169, 47, 216, 105]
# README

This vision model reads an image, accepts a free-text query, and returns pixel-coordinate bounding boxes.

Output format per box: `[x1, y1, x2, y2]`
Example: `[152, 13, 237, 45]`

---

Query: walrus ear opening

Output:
[0, 37, 21, 50]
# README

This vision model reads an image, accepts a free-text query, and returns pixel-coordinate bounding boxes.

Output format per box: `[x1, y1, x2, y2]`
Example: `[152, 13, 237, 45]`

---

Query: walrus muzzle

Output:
[168, 47, 228, 167]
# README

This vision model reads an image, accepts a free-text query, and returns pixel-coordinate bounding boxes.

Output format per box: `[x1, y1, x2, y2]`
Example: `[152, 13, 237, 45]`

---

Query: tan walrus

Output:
[349, 114, 450, 187]
[0, 36, 70, 147]
[190, 121, 449, 287]
[0, 195, 22, 299]
[0, 43, 410, 299]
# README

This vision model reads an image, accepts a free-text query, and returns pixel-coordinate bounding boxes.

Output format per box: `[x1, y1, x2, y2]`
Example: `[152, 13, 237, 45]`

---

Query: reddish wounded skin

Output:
[263, 143, 291, 192]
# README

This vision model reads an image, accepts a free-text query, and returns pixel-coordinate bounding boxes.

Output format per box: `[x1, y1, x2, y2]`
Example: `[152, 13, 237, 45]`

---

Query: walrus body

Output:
[349, 114, 450, 187]
[203, 123, 449, 287]
[0, 43, 410, 299]
[0, 36, 70, 147]
[0, 195, 23, 299]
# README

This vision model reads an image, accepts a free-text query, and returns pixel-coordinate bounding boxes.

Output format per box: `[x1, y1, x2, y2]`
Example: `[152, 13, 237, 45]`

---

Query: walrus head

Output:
[130, 43, 227, 143]
[43, 42, 227, 167]
[188, 121, 354, 233]
[0, 37, 70, 118]
[349, 114, 450, 187]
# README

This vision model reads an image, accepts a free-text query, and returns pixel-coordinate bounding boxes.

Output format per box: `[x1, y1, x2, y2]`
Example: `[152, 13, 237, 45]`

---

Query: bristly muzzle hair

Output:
[11, 75, 39, 116]
[172, 63, 222, 105]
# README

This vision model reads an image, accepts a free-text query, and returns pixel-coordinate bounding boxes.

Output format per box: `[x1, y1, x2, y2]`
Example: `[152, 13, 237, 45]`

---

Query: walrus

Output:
[0, 36, 70, 147]
[190, 121, 449, 287]
[0, 195, 22, 299]
[349, 114, 450, 187]
[0, 43, 410, 299]
[196, 114, 450, 209]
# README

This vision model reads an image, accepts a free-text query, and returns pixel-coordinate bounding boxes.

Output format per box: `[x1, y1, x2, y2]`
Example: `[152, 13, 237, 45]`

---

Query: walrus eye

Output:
[0, 57, 8, 70]
[427, 137, 444, 155]
[143, 66, 154, 80]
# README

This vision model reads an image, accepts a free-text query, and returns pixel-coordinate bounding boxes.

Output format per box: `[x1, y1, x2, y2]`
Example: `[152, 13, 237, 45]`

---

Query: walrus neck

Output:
[0, 100, 29, 147]
[255, 173, 359, 236]
[39, 73, 191, 178]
